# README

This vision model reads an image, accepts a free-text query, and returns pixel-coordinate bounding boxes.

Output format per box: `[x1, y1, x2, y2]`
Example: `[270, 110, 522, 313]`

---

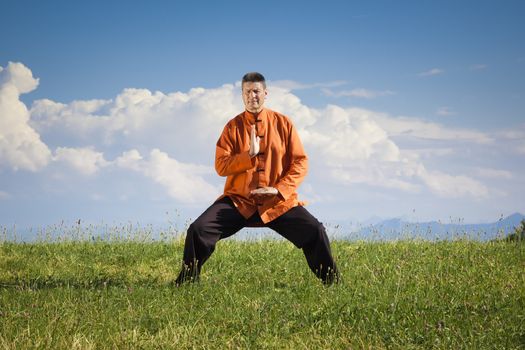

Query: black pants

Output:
[176, 197, 339, 284]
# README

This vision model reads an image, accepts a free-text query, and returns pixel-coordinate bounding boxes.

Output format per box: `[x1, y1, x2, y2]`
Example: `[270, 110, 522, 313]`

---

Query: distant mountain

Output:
[345, 213, 525, 241]
[5, 213, 524, 242]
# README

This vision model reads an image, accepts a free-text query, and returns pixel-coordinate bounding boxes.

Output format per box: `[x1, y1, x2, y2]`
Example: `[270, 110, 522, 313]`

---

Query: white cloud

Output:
[497, 128, 525, 140]
[31, 85, 242, 159]
[4, 62, 524, 224]
[331, 162, 421, 192]
[299, 183, 334, 204]
[322, 88, 394, 99]
[116, 149, 220, 204]
[372, 115, 492, 144]
[300, 105, 400, 162]
[325, 151, 489, 198]
[115, 149, 143, 171]
[474, 167, 513, 179]
[494, 127, 525, 154]
[418, 168, 489, 198]
[0, 62, 51, 171]
[403, 148, 454, 159]
[0, 62, 39, 93]
[418, 68, 444, 77]
[266, 103, 488, 198]
[53, 147, 109, 175]
[266, 87, 319, 128]
[436, 106, 456, 116]
[30, 98, 112, 135]
[16, 65, 498, 201]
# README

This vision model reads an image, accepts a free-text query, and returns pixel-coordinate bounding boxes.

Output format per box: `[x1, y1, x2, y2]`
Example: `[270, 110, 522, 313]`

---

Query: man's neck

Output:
[244, 108, 266, 124]
[246, 108, 263, 115]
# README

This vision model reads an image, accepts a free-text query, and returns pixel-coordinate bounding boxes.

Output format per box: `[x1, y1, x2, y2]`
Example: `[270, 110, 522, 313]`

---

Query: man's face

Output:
[242, 81, 267, 113]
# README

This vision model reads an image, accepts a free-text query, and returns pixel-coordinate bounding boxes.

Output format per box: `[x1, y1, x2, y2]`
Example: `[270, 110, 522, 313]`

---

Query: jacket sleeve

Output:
[215, 124, 256, 177]
[274, 124, 308, 200]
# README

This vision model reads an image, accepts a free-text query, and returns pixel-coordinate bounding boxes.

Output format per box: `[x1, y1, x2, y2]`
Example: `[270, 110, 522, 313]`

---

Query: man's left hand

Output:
[250, 187, 278, 202]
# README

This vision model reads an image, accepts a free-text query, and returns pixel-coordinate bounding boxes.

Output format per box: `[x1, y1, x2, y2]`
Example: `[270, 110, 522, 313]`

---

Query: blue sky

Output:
[1, 0, 524, 229]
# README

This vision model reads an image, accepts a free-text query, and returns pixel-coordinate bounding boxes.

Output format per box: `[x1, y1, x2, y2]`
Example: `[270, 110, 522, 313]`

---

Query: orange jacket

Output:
[215, 108, 308, 223]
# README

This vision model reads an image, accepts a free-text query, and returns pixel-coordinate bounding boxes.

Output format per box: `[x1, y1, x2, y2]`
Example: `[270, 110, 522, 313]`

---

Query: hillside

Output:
[1, 239, 524, 349]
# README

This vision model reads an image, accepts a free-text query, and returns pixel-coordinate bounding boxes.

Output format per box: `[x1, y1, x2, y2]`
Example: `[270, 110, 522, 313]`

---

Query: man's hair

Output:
[242, 72, 266, 88]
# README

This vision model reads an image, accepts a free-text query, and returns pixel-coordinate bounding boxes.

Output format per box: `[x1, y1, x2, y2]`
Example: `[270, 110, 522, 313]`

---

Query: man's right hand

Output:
[249, 124, 260, 157]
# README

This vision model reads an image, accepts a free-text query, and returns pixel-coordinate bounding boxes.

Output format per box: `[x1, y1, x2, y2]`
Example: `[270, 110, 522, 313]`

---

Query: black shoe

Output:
[174, 264, 200, 286]
[322, 268, 341, 286]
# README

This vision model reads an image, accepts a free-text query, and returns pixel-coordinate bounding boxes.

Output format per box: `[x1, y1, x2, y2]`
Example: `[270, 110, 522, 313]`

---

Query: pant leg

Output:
[176, 197, 245, 284]
[267, 206, 339, 284]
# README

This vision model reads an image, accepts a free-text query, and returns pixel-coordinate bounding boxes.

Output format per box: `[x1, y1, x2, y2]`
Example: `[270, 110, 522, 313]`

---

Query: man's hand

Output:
[249, 125, 260, 157]
[250, 187, 278, 202]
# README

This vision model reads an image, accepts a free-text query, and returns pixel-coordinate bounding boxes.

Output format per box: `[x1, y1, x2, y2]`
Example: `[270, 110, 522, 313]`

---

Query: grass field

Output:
[0, 230, 524, 349]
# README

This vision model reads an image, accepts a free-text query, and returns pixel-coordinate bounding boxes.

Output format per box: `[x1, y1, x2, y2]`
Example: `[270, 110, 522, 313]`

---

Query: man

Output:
[175, 72, 339, 285]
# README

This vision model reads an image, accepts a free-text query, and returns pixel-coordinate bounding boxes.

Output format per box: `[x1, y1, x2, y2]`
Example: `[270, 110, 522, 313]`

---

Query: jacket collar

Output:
[243, 108, 267, 124]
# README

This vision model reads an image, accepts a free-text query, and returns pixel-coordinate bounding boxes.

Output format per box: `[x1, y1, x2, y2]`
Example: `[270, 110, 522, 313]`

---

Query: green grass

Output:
[0, 236, 524, 349]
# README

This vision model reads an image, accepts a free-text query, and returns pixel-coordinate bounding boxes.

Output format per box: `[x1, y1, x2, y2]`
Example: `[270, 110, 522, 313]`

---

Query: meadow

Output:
[0, 225, 524, 349]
